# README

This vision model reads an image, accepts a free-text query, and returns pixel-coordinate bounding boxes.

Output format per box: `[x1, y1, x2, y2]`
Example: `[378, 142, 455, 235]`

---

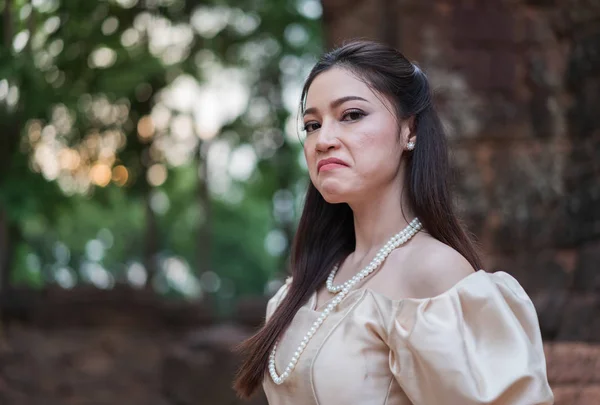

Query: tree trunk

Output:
[3, 0, 13, 48]
[0, 0, 19, 306]
[0, 206, 12, 295]
[196, 141, 212, 275]
[143, 192, 159, 289]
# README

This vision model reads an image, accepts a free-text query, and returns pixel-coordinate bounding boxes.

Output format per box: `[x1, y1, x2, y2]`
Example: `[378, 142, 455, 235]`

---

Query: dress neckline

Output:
[306, 269, 491, 313]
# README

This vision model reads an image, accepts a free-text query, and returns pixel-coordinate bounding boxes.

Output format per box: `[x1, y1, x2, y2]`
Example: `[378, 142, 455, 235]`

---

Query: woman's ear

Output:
[400, 116, 416, 150]
[408, 115, 416, 133]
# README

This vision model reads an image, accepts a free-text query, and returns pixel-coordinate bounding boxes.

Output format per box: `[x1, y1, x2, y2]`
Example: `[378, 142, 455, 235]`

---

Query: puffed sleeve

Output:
[387, 270, 554, 405]
[266, 276, 292, 322]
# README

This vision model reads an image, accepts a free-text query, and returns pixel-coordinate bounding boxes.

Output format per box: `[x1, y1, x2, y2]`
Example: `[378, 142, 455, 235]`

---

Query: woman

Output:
[235, 40, 554, 404]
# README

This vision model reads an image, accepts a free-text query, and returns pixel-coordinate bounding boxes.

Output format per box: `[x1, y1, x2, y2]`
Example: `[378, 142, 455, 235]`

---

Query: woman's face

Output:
[303, 67, 411, 205]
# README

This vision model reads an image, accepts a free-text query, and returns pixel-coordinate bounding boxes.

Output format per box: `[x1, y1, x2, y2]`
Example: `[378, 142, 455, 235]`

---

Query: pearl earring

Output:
[407, 141, 415, 151]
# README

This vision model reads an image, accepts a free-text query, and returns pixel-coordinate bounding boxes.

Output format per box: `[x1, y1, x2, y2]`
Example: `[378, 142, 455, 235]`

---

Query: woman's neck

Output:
[349, 182, 415, 261]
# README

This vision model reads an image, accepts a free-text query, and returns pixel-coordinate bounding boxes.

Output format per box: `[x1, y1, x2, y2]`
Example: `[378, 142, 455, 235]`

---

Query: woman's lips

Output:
[319, 163, 347, 172]
[317, 158, 348, 172]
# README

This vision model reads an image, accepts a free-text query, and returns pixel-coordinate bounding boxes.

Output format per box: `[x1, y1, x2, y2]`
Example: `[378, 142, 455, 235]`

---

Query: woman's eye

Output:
[303, 110, 364, 133]
[303, 122, 320, 133]
[342, 110, 365, 121]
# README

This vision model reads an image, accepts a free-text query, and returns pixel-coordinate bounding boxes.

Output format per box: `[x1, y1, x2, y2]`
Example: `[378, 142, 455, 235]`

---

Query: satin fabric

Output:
[262, 270, 554, 405]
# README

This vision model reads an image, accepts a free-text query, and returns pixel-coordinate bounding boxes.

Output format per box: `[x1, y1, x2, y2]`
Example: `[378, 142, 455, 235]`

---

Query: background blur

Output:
[0, 0, 599, 404]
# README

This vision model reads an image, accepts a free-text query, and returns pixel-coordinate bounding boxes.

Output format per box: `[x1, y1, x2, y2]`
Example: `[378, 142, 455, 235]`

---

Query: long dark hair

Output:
[234, 40, 482, 398]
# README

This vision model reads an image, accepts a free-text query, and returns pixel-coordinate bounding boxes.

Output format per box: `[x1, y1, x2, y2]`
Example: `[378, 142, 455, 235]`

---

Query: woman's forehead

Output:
[305, 67, 393, 113]
[306, 68, 372, 104]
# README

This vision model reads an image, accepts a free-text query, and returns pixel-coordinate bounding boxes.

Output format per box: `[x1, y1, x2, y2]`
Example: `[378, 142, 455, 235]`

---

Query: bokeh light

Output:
[126, 262, 147, 288]
[137, 115, 155, 141]
[112, 165, 129, 186]
[147, 164, 167, 187]
[90, 163, 112, 187]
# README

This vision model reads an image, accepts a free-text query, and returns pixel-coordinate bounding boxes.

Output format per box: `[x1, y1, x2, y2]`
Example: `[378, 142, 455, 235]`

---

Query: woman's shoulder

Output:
[372, 233, 476, 301]
[400, 235, 476, 299]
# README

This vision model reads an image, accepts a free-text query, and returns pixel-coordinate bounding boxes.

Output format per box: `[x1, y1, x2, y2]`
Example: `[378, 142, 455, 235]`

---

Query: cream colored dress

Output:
[262, 270, 554, 405]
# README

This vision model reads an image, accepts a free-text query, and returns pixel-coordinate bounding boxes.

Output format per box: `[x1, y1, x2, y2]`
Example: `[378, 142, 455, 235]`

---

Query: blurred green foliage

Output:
[0, 0, 323, 307]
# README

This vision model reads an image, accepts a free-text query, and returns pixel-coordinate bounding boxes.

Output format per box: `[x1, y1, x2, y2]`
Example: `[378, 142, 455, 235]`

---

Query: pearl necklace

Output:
[268, 218, 422, 385]
[326, 218, 422, 293]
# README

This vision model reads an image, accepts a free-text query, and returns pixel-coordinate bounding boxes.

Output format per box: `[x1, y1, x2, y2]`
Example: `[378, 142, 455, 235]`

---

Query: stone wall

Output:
[0, 287, 265, 405]
[322, 0, 600, 341]
[547, 343, 600, 404]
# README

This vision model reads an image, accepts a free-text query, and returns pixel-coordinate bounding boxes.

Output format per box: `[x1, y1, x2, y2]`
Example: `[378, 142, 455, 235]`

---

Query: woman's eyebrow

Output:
[303, 95, 369, 117]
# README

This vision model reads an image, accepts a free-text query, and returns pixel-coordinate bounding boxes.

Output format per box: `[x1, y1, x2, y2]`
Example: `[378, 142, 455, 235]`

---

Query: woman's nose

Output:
[314, 122, 341, 152]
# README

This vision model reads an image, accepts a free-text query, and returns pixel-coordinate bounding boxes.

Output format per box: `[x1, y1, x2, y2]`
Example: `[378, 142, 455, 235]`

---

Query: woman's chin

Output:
[322, 195, 346, 204]
[318, 186, 350, 204]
